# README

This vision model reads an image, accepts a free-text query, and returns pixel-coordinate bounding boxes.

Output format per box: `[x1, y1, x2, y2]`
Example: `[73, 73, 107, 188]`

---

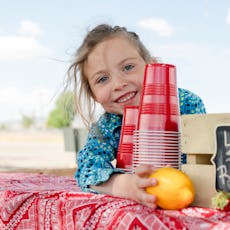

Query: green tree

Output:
[47, 91, 75, 128]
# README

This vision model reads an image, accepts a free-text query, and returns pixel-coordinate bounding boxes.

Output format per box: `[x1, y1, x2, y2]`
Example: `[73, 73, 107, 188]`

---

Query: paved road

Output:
[0, 130, 77, 175]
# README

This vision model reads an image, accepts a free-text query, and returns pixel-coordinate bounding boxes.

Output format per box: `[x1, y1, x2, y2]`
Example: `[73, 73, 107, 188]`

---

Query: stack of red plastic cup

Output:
[132, 63, 181, 172]
[116, 106, 139, 173]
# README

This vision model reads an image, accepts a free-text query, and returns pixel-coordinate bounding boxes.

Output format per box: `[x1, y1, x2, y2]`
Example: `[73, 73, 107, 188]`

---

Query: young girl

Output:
[67, 24, 206, 208]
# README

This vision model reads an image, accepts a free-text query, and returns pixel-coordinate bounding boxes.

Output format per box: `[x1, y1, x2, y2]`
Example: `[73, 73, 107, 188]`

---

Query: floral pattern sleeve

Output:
[75, 113, 123, 193]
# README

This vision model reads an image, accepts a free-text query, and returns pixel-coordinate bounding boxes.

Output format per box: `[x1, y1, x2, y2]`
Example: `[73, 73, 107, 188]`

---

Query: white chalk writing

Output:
[217, 165, 230, 185]
[224, 130, 230, 147]
[224, 131, 230, 162]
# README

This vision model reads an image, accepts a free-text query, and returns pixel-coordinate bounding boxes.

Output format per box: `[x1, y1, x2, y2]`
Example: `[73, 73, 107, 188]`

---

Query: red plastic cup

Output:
[144, 63, 177, 84]
[116, 106, 139, 171]
[137, 63, 180, 131]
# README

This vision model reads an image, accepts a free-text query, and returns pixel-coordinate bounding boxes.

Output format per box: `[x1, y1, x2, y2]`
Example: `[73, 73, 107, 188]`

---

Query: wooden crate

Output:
[181, 164, 216, 207]
[181, 113, 230, 207]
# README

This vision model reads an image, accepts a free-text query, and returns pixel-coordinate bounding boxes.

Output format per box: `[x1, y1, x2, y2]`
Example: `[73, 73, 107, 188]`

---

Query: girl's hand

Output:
[131, 164, 157, 209]
[92, 164, 158, 209]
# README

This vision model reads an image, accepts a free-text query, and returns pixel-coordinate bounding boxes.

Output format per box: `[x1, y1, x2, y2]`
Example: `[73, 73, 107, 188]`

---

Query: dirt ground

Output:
[0, 130, 77, 176]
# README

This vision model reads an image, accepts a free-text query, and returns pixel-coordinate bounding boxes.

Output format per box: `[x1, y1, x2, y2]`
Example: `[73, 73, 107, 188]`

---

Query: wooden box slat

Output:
[181, 113, 230, 154]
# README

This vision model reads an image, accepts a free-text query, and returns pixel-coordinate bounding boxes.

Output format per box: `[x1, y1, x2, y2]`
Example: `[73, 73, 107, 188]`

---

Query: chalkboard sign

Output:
[213, 126, 230, 192]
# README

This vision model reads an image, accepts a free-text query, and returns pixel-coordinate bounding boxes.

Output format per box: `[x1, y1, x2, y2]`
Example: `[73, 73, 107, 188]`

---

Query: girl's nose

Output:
[114, 80, 128, 91]
[113, 76, 128, 91]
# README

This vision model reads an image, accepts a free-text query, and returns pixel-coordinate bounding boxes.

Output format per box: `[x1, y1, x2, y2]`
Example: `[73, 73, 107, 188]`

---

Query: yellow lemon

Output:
[146, 167, 195, 210]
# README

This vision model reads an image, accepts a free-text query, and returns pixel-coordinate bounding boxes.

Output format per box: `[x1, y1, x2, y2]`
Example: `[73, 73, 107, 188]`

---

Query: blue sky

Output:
[0, 0, 230, 122]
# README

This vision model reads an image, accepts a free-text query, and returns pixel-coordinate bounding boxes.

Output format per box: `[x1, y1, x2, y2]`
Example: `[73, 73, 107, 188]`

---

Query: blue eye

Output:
[96, 75, 108, 84]
[123, 64, 134, 72]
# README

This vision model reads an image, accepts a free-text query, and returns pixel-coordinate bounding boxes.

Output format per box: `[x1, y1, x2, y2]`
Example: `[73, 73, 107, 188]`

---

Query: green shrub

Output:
[47, 91, 75, 128]
[21, 115, 34, 128]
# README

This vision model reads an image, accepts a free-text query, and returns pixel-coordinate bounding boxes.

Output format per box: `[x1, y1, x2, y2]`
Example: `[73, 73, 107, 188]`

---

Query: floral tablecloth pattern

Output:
[0, 173, 229, 230]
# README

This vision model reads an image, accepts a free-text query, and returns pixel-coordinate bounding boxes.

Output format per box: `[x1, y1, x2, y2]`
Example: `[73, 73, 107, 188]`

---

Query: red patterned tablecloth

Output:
[0, 173, 229, 230]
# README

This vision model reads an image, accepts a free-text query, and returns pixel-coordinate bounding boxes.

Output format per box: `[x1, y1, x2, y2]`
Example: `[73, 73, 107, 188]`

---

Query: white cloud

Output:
[138, 18, 173, 37]
[0, 35, 50, 60]
[0, 87, 55, 122]
[0, 20, 49, 60]
[17, 20, 43, 36]
[226, 8, 230, 24]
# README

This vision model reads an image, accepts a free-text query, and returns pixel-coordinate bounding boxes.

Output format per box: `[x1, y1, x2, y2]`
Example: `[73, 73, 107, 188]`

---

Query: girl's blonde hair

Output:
[67, 24, 156, 129]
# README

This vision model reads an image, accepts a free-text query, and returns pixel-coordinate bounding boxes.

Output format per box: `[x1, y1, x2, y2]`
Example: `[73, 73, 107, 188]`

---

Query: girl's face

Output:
[84, 37, 146, 115]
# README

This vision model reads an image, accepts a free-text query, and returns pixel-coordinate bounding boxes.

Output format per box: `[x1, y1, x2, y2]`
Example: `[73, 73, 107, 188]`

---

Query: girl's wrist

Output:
[111, 173, 136, 199]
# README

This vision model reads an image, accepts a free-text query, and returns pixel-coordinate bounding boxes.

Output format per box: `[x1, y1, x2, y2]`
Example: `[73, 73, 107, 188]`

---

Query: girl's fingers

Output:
[145, 195, 157, 209]
[136, 177, 157, 189]
[132, 166, 158, 209]
[137, 190, 157, 209]
[135, 164, 155, 177]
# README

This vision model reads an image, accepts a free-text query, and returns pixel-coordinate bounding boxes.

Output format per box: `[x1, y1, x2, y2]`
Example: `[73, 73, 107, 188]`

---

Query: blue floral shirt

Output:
[75, 88, 206, 192]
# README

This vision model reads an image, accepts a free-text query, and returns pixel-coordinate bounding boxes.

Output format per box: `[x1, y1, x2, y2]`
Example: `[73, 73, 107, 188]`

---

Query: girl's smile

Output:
[115, 91, 137, 103]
